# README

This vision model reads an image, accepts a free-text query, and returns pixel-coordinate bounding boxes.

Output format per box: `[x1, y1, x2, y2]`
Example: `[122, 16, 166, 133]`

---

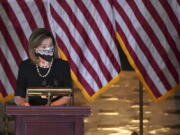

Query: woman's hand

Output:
[14, 96, 30, 106]
[50, 96, 71, 106]
[19, 102, 30, 106]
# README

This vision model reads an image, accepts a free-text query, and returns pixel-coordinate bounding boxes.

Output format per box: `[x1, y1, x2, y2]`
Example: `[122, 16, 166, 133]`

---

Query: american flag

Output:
[0, 0, 121, 102]
[114, 0, 180, 101]
[1, 0, 179, 103]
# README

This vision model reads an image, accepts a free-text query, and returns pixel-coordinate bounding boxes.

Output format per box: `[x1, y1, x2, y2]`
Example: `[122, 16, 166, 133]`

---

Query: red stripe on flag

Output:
[159, 0, 180, 37]
[142, 0, 180, 66]
[74, 1, 120, 73]
[51, 6, 103, 89]
[116, 23, 162, 98]
[58, 1, 113, 82]
[16, 0, 38, 30]
[56, 37, 95, 96]
[0, 17, 22, 65]
[178, 0, 180, 5]
[0, 49, 16, 91]
[35, 0, 51, 30]
[127, 0, 179, 83]
[114, 1, 172, 90]
[2, 1, 28, 53]
[91, 0, 117, 45]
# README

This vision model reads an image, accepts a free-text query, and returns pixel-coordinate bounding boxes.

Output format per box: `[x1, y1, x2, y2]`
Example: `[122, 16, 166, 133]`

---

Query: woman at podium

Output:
[14, 28, 72, 106]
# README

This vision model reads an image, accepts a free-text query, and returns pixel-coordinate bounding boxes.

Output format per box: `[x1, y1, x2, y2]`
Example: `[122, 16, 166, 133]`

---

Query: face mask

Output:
[35, 47, 54, 62]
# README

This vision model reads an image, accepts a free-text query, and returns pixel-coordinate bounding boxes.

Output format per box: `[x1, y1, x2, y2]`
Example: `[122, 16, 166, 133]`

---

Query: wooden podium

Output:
[6, 106, 91, 135]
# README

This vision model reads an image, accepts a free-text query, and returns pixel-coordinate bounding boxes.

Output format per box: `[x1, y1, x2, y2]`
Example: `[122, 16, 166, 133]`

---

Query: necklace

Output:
[36, 59, 53, 78]
[38, 64, 49, 68]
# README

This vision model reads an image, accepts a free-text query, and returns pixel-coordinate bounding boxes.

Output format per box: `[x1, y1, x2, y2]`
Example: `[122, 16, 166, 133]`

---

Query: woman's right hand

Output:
[19, 102, 30, 106]
[14, 96, 30, 106]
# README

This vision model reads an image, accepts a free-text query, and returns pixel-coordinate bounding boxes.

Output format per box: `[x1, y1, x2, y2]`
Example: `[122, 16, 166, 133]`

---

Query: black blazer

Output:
[15, 58, 72, 105]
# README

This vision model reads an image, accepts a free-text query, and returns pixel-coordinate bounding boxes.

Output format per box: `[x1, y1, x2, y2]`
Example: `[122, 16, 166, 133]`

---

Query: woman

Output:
[14, 28, 72, 106]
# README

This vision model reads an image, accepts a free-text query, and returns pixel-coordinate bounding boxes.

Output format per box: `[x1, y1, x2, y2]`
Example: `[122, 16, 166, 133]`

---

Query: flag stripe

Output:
[16, 0, 38, 30]
[57, 1, 113, 82]
[55, 28, 97, 94]
[64, 1, 112, 86]
[0, 4, 28, 61]
[0, 32, 19, 78]
[150, 0, 180, 48]
[1, 1, 28, 52]
[87, 0, 120, 67]
[91, 0, 121, 65]
[56, 36, 95, 96]
[159, 0, 180, 37]
[0, 63, 14, 95]
[114, 12, 167, 96]
[178, 0, 180, 5]
[74, 1, 120, 73]
[116, 23, 162, 97]
[25, 0, 45, 28]
[0, 17, 22, 65]
[91, 0, 117, 45]
[132, 0, 179, 85]
[51, 6, 103, 88]
[51, 0, 111, 87]
[114, 0, 180, 100]
[114, 1, 173, 90]
[143, 0, 180, 66]
[0, 49, 16, 91]
[65, 0, 119, 81]
[135, 0, 180, 79]
[127, 0, 179, 83]
[51, 9, 101, 92]
[51, 6, 104, 93]
[116, 1, 169, 94]
[7, 0, 32, 39]
[34, 0, 51, 29]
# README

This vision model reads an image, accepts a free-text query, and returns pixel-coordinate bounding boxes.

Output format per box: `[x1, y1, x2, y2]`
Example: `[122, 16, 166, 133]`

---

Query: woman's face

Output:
[36, 37, 53, 50]
[35, 38, 55, 62]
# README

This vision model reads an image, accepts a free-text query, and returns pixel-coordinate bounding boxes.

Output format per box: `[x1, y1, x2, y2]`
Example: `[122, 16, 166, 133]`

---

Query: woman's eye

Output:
[48, 44, 53, 48]
[40, 46, 46, 49]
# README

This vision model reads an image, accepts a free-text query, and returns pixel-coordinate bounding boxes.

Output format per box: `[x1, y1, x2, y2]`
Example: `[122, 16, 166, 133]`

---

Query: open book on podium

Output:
[26, 87, 73, 106]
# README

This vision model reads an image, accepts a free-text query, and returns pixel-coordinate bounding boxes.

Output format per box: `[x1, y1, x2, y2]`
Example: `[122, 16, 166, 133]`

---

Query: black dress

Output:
[15, 58, 72, 105]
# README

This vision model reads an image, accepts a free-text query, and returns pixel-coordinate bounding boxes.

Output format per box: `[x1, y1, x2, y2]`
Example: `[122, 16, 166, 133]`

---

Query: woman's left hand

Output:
[50, 96, 71, 106]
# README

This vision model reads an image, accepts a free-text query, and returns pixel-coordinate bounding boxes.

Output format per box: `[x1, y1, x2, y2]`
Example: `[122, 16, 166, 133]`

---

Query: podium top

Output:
[6, 106, 91, 116]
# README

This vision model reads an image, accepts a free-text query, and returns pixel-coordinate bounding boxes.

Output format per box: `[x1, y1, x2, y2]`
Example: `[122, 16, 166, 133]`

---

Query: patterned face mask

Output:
[35, 47, 54, 62]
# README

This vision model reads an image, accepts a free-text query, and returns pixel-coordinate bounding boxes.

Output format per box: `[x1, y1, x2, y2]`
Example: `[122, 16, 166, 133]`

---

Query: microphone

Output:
[53, 79, 59, 87]
[41, 80, 48, 87]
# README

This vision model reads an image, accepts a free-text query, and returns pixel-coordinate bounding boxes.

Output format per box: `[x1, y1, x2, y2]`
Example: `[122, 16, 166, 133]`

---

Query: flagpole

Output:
[131, 80, 143, 135]
[139, 80, 143, 135]
[2, 102, 8, 135]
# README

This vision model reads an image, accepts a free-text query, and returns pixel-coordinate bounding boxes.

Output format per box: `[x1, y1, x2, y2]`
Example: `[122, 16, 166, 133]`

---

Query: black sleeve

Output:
[63, 62, 72, 88]
[15, 63, 27, 98]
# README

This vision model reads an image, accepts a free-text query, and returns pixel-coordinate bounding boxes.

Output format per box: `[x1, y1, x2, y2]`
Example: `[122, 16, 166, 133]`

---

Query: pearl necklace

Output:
[36, 59, 53, 78]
